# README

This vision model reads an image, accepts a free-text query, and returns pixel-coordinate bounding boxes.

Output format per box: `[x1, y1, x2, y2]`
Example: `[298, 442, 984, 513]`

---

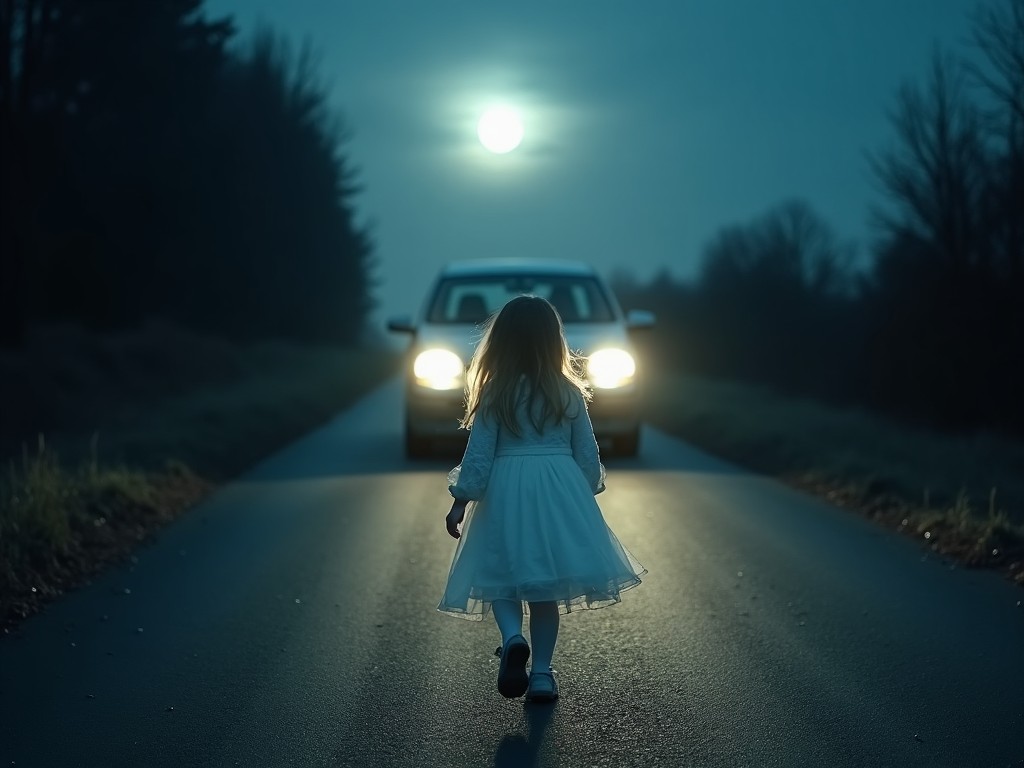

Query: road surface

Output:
[2, 379, 1023, 767]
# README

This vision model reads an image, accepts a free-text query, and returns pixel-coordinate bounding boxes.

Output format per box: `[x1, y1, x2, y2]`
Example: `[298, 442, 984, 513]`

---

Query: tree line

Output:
[615, 0, 1024, 436]
[0, 0, 373, 347]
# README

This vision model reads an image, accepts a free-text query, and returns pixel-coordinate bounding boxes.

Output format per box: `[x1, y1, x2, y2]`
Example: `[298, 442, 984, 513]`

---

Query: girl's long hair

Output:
[461, 295, 591, 434]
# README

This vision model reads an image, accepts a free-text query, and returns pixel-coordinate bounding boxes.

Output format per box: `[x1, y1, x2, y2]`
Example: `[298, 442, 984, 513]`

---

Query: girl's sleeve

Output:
[448, 409, 499, 501]
[570, 391, 607, 495]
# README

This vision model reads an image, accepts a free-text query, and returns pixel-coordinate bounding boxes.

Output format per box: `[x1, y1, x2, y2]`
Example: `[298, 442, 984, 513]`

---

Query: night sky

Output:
[205, 0, 979, 322]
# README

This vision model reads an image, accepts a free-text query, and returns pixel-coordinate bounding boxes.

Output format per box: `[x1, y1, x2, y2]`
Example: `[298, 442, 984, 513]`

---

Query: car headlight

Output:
[413, 349, 464, 390]
[587, 348, 636, 389]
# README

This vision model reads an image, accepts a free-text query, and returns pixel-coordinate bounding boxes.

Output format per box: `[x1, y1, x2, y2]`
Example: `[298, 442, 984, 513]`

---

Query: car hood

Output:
[413, 323, 633, 363]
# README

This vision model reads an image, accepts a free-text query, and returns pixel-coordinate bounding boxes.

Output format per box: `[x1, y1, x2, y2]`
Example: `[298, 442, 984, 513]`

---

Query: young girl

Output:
[438, 295, 646, 702]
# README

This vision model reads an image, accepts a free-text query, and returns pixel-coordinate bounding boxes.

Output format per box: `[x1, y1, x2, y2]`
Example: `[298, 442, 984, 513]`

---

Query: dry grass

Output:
[0, 436, 210, 624]
[0, 324, 398, 628]
[645, 374, 1024, 586]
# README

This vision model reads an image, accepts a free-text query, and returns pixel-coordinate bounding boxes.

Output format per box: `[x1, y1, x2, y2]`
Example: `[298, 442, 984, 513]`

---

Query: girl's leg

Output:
[527, 601, 560, 672]
[491, 599, 524, 644]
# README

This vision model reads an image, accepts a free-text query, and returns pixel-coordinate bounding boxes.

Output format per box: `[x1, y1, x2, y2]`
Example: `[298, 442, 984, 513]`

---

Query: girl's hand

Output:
[445, 500, 467, 539]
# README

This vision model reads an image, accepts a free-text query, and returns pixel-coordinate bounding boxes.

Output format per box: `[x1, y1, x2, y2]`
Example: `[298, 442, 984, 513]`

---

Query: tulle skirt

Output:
[438, 452, 646, 620]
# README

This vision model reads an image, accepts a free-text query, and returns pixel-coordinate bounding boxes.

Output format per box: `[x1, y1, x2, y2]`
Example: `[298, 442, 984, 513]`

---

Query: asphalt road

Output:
[2, 379, 1023, 768]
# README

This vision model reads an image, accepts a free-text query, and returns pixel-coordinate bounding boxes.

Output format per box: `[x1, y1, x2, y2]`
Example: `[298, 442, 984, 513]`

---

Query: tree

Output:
[1, 5, 375, 344]
[188, 30, 374, 341]
[0, 0, 60, 345]
[696, 200, 857, 393]
[970, 0, 1024, 284]
[968, 0, 1024, 431]
[868, 53, 988, 276]
[0, 0, 234, 341]
[864, 39, 1020, 431]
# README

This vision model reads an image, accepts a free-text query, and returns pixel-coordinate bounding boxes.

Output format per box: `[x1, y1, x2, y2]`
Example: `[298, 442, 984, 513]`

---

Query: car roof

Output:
[439, 257, 597, 278]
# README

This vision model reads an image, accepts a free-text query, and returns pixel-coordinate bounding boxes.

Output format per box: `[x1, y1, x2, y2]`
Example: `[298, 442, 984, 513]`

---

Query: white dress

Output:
[438, 386, 646, 620]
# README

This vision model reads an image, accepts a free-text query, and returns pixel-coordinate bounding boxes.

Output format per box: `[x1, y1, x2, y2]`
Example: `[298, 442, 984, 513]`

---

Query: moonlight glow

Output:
[477, 107, 524, 154]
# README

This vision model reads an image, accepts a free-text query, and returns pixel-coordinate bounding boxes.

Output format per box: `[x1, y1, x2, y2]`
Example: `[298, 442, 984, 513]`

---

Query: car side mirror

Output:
[625, 309, 655, 330]
[387, 315, 416, 334]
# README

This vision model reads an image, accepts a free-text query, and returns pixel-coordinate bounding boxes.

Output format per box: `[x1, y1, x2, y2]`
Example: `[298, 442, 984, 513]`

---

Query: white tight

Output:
[491, 599, 560, 673]
[491, 599, 523, 643]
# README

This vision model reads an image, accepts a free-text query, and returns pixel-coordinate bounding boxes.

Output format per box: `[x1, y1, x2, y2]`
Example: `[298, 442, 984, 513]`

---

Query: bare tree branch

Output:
[869, 51, 987, 272]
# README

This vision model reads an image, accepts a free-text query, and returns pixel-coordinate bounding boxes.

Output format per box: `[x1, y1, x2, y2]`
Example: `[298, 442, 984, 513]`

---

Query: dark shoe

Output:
[497, 635, 530, 698]
[525, 670, 559, 702]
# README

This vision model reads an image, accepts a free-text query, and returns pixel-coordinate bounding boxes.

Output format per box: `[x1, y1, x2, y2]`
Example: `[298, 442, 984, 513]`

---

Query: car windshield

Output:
[426, 275, 617, 324]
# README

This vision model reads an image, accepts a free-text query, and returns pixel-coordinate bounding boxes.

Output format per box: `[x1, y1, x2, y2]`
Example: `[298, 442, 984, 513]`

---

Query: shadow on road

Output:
[493, 702, 557, 768]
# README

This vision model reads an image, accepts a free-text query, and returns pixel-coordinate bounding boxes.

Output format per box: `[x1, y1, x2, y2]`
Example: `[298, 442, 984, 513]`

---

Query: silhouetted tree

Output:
[190, 30, 374, 341]
[0, 0, 61, 345]
[1, 2, 374, 346]
[612, 202, 859, 401]
[970, 0, 1024, 285]
[618, 0, 1024, 436]
[868, 54, 988, 277]
[864, 38, 1022, 431]
[0, 0, 233, 340]
[970, 0, 1024, 432]
[52, 1, 231, 328]
[695, 200, 858, 394]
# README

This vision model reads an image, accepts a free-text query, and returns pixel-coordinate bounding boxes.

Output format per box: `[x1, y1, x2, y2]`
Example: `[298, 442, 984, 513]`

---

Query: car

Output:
[387, 257, 654, 458]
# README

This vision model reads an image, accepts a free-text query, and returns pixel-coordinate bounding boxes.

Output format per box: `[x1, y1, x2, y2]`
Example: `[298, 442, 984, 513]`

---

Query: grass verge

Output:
[645, 374, 1024, 586]
[1, 439, 211, 626]
[1, 329, 398, 629]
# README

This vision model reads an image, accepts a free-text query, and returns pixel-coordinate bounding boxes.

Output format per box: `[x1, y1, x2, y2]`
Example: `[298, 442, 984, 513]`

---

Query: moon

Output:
[477, 107, 524, 154]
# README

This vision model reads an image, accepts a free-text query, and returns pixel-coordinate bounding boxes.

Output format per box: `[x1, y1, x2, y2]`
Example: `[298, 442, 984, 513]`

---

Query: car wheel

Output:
[616, 427, 640, 457]
[405, 426, 431, 459]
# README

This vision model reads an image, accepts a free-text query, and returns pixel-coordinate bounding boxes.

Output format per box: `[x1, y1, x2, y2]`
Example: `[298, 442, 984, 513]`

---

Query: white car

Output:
[387, 258, 654, 457]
